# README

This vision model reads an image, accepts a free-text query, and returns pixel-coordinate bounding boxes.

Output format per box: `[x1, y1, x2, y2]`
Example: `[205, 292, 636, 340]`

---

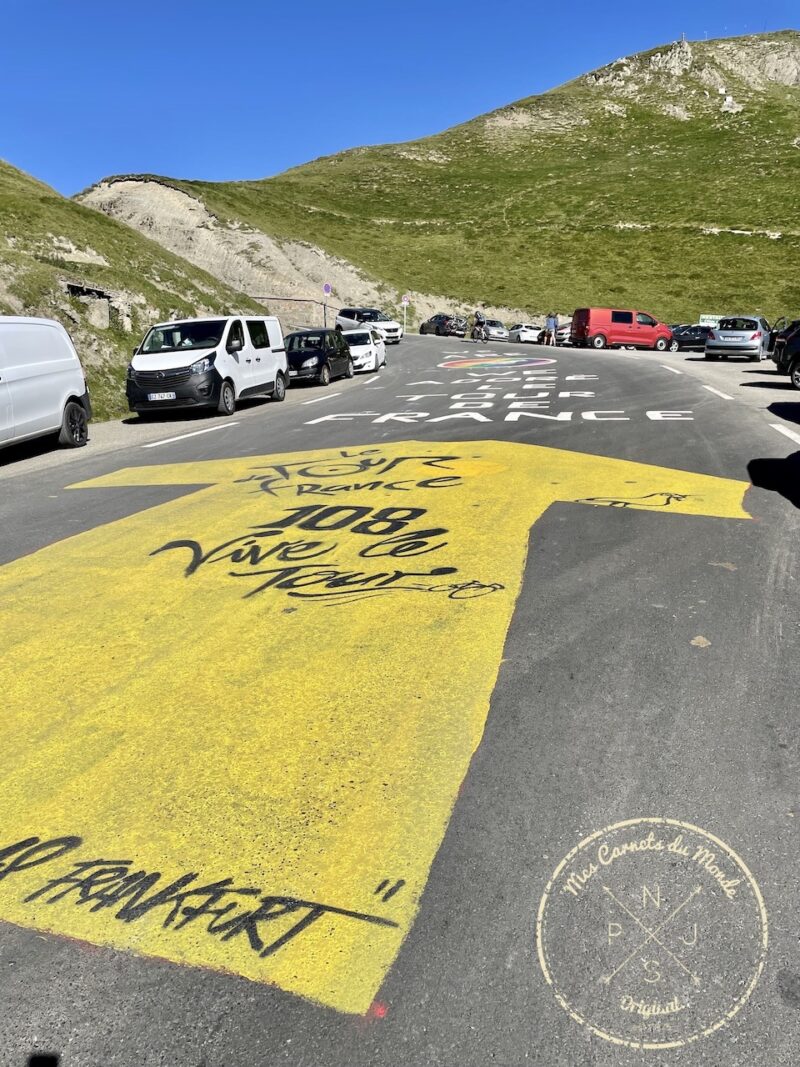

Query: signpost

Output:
[401, 293, 410, 335]
[323, 282, 332, 327]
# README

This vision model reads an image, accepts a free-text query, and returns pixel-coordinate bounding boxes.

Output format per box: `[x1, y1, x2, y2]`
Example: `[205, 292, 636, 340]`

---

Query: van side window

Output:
[611, 311, 634, 324]
[636, 312, 657, 326]
[246, 320, 269, 349]
[227, 320, 244, 348]
[266, 321, 282, 350]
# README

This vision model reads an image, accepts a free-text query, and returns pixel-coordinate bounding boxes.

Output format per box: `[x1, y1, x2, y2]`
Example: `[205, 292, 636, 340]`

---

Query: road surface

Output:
[1, 336, 799, 1066]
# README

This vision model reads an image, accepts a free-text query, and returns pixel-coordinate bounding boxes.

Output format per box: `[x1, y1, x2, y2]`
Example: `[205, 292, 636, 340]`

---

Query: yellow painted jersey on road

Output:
[0, 442, 750, 1012]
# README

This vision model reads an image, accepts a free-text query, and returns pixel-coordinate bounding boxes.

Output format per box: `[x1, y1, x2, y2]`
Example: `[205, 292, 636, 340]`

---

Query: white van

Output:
[127, 315, 287, 416]
[0, 317, 92, 450]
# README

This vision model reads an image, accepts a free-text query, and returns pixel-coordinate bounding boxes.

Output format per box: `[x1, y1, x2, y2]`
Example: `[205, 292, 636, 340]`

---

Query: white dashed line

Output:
[702, 385, 735, 400]
[302, 392, 342, 405]
[142, 423, 240, 448]
[769, 423, 800, 446]
[660, 364, 683, 374]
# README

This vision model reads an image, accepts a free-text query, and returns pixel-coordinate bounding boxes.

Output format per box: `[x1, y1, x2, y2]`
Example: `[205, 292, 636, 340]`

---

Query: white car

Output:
[128, 315, 287, 416]
[556, 322, 572, 346]
[0, 316, 92, 449]
[484, 320, 509, 342]
[342, 328, 386, 373]
[336, 307, 403, 343]
[508, 323, 542, 344]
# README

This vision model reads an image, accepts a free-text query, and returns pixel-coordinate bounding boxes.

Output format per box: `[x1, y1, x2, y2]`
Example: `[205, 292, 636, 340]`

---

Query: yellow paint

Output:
[0, 442, 749, 1013]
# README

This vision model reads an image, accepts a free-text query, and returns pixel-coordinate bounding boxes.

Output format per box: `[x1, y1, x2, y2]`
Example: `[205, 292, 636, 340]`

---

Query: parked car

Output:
[484, 320, 509, 342]
[127, 315, 286, 416]
[669, 324, 714, 351]
[0, 316, 92, 449]
[770, 318, 800, 372]
[772, 322, 800, 387]
[704, 315, 772, 362]
[286, 328, 354, 385]
[571, 308, 672, 351]
[420, 313, 463, 337]
[508, 323, 541, 344]
[336, 307, 403, 343]
[555, 321, 572, 346]
[341, 328, 386, 373]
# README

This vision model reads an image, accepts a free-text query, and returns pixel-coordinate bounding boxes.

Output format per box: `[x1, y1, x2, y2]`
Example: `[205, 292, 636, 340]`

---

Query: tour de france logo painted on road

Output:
[0, 444, 751, 1016]
[537, 818, 768, 1050]
[438, 354, 557, 370]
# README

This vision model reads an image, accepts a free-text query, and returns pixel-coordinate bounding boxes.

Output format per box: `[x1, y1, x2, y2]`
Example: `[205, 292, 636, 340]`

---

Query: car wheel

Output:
[790, 360, 800, 390]
[272, 372, 286, 402]
[668, 340, 680, 352]
[217, 379, 236, 415]
[58, 400, 88, 447]
[590, 334, 607, 350]
[435, 325, 442, 336]
[317, 363, 331, 386]
[345, 358, 355, 379]
[654, 338, 669, 352]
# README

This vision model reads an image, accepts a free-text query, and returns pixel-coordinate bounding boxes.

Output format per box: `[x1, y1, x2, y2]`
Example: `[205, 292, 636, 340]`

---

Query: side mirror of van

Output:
[227, 337, 243, 353]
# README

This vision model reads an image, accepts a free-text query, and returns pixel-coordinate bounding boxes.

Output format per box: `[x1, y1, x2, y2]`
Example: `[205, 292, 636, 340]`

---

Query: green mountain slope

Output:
[0, 160, 264, 418]
[87, 31, 800, 323]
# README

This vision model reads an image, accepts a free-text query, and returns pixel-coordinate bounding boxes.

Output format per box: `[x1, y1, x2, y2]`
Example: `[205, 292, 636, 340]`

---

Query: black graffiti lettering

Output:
[0, 835, 82, 882]
[151, 528, 336, 576]
[23, 859, 133, 904]
[242, 451, 460, 484]
[429, 580, 506, 599]
[11, 834, 403, 964]
[238, 563, 462, 601]
[244, 476, 462, 498]
[575, 492, 690, 509]
[359, 528, 449, 558]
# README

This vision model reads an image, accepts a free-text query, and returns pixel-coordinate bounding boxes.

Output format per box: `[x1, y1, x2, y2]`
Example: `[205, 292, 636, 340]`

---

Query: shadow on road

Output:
[748, 451, 800, 509]
[739, 380, 794, 390]
[768, 403, 800, 426]
[27, 1055, 59, 1066]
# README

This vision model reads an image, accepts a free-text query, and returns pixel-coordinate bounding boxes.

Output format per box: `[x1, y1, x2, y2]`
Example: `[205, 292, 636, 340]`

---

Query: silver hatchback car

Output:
[705, 315, 771, 362]
[484, 319, 509, 341]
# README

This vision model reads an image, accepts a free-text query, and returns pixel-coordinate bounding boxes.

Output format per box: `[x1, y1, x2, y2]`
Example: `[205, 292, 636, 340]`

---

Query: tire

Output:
[705, 352, 718, 361]
[669, 340, 680, 352]
[317, 363, 331, 387]
[217, 379, 236, 415]
[58, 400, 88, 447]
[654, 337, 668, 352]
[790, 360, 800, 390]
[345, 358, 355, 379]
[590, 334, 607, 350]
[435, 325, 442, 336]
[272, 372, 286, 402]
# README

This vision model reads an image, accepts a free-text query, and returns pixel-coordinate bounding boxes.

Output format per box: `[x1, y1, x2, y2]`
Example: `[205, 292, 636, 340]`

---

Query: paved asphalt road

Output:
[1, 336, 799, 1066]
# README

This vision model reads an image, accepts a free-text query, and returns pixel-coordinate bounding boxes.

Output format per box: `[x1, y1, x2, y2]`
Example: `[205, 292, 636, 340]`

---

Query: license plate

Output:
[288, 370, 298, 377]
[147, 391, 176, 401]
[722, 336, 739, 342]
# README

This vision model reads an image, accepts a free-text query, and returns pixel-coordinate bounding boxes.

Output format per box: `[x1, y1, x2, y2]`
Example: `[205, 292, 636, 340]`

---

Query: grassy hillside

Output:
[0, 160, 265, 419]
[110, 31, 800, 323]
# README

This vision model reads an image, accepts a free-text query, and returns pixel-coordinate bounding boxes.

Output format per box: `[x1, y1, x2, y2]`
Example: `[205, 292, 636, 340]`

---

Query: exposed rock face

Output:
[80, 179, 532, 328]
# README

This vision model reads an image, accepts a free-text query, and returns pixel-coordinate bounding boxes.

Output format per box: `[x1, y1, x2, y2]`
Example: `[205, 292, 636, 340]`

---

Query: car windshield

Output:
[287, 332, 327, 353]
[345, 332, 371, 347]
[358, 309, 389, 322]
[719, 318, 758, 331]
[140, 320, 226, 354]
[486, 320, 503, 328]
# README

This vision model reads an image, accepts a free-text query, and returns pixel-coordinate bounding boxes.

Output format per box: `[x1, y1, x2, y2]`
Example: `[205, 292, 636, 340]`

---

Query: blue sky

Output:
[1, 0, 796, 195]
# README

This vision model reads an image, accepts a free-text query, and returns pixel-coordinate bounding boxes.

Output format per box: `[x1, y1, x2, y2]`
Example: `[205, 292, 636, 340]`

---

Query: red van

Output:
[571, 308, 673, 351]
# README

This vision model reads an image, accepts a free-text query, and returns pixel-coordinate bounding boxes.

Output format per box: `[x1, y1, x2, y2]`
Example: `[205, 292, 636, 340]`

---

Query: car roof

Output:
[286, 328, 332, 336]
[0, 315, 68, 328]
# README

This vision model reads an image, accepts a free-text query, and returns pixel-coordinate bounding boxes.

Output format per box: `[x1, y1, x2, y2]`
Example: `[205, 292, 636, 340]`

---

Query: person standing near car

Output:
[545, 312, 558, 346]
[472, 308, 487, 343]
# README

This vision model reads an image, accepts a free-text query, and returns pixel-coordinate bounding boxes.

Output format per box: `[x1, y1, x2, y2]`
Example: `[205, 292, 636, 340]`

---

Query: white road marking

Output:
[769, 423, 800, 446]
[660, 365, 683, 375]
[702, 385, 735, 400]
[302, 392, 342, 405]
[142, 423, 240, 448]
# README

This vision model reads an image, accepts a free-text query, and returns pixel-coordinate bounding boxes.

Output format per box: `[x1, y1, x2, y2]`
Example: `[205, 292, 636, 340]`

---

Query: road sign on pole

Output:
[322, 283, 332, 327]
[401, 293, 410, 334]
